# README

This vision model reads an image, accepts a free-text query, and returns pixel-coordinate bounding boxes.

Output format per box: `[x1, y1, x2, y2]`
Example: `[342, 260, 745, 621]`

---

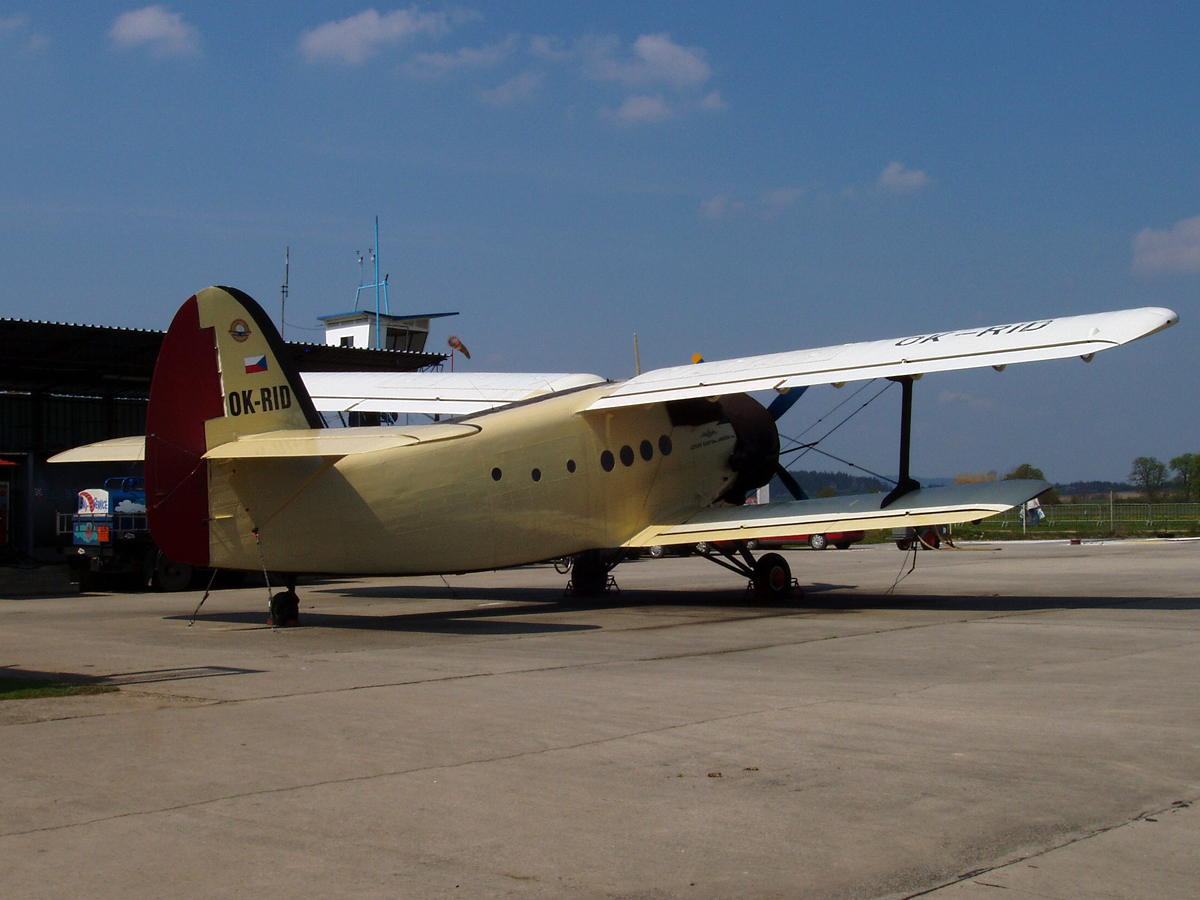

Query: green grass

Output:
[0, 676, 117, 701]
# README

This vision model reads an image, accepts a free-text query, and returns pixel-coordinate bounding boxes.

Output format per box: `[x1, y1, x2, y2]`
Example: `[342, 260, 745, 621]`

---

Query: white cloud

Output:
[529, 34, 572, 62]
[763, 186, 806, 208]
[1132, 214, 1200, 274]
[299, 7, 454, 65]
[583, 32, 710, 89]
[702, 194, 732, 220]
[480, 71, 544, 107]
[0, 14, 47, 52]
[877, 161, 929, 194]
[609, 94, 674, 124]
[109, 6, 201, 58]
[404, 34, 516, 79]
[700, 90, 727, 111]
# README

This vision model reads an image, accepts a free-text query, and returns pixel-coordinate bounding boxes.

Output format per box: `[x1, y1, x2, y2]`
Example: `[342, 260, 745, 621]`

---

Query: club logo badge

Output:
[229, 319, 252, 342]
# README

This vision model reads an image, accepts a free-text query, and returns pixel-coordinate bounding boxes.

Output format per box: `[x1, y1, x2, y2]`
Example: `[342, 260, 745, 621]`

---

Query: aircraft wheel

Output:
[269, 590, 301, 627]
[896, 539, 912, 551]
[150, 550, 193, 592]
[570, 551, 609, 596]
[752, 552, 792, 602]
[834, 541, 852, 550]
[648, 545, 666, 559]
[808, 533, 829, 551]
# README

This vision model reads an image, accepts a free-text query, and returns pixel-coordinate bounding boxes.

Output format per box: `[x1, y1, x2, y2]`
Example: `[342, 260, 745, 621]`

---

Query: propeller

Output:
[774, 464, 806, 501]
[767, 387, 808, 500]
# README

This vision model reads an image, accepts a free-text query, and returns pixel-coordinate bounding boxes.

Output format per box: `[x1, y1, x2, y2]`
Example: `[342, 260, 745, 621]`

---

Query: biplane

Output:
[53, 286, 1176, 623]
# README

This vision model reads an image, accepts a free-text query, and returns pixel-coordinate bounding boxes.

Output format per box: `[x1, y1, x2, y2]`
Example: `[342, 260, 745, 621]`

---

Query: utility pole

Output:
[280, 246, 289, 340]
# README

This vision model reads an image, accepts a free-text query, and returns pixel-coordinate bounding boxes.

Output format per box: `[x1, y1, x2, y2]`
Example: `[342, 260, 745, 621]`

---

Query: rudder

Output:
[145, 286, 321, 566]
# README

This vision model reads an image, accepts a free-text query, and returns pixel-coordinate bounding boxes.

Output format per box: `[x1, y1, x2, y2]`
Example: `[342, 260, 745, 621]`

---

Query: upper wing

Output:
[624, 479, 1048, 547]
[47, 434, 146, 463]
[588, 307, 1177, 412]
[301, 371, 606, 416]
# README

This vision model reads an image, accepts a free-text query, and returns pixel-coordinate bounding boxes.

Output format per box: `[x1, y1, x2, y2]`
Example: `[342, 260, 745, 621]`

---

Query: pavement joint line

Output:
[11, 599, 1181, 714]
[897, 795, 1200, 899]
[0, 697, 840, 841]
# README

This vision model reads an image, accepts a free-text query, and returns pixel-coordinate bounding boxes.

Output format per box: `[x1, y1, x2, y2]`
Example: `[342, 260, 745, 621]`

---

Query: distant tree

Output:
[1170, 453, 1200, 502]
[1003, 463, 1060, 504]
[954, 472, 997, 484]
[1129, 456, 1170, 502]
[816, 484, 837, 499]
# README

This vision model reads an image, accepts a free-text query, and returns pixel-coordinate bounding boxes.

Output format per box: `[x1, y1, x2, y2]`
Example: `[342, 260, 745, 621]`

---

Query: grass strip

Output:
[0, 676, 117, 701]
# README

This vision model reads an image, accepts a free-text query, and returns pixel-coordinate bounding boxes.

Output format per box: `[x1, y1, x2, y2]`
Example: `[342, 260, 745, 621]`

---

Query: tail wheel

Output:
[833, 541, 852, 550]
[752, 552, 792, 602]
[808, 534, 829, 551]
[269, 590, 300, 627]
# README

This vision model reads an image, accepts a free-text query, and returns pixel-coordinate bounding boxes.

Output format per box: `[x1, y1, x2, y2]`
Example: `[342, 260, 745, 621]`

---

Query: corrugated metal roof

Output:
[0, 318, 447, 400]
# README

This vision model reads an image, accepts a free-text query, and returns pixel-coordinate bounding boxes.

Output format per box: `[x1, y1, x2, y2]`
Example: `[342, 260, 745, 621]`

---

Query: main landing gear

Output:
[695, 543, 801, 602]
[269, 574, 300, 627]
[567, 549, 622, 596]
[565, 543, 801, 602]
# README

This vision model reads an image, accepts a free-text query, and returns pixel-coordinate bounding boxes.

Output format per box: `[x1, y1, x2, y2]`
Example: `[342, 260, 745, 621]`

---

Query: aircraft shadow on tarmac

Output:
[169, 585, 1199, 635]
[2, 664, 263, 686]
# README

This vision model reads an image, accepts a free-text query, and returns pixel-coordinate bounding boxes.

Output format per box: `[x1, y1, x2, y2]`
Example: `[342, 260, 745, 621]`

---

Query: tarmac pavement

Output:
[1, 539, 1198, 899]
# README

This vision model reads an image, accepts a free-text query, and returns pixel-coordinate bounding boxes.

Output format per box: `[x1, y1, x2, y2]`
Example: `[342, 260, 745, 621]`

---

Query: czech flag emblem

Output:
[244, 356, 269, 374]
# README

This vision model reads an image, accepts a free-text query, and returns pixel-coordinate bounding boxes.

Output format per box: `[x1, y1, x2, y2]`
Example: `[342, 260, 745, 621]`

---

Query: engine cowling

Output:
[667, 394, 780, 505]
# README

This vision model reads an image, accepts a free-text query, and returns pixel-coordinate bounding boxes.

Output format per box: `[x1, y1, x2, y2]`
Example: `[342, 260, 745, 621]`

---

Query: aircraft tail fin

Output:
[145, 286, 321, 566]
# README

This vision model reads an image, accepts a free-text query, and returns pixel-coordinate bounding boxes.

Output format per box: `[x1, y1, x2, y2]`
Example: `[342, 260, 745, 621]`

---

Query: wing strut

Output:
[881, 376, 921, 508]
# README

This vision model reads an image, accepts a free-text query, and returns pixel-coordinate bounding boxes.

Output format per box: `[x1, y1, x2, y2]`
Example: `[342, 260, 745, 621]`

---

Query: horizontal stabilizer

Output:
[625, 479, 1050, 547]
[48, 435, 146, 463]
[201, 422, 479, 459]
[590, 307, 1177, 411]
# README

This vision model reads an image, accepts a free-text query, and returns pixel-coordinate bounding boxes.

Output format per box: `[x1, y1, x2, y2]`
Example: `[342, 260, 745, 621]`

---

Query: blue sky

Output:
[1, 3, 1197, 483]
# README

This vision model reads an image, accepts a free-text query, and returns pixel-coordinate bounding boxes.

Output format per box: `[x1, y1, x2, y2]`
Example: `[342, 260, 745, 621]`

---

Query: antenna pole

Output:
[374, 216, 381, 349]
[280, 246, 289, 340]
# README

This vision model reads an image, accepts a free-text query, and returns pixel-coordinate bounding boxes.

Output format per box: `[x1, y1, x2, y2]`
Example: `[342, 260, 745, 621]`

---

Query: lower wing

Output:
[624, 479, 1048, 547]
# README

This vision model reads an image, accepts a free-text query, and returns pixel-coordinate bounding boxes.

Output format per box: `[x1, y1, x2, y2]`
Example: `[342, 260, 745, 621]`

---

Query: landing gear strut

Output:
[696, 542, 801, 602]
[269, 574, 300, 627]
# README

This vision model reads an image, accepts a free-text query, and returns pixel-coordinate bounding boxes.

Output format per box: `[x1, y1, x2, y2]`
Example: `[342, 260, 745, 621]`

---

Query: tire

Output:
[269, 590, 300, 627]
[808, 533, 829, 551]
[745, 539, 759, 551]
[896, 539, 912, 551]
[570, 550, 609, 596]
[752, 552, 793, 602]
[834, 541, 852, 551]
[649, 545, 666, 559]
[695, 542, 710, 555]
[150, 550, 193, 592]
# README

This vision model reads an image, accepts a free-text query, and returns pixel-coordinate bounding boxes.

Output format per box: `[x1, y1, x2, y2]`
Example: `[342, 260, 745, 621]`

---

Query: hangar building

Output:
[0, 315, 447, 562]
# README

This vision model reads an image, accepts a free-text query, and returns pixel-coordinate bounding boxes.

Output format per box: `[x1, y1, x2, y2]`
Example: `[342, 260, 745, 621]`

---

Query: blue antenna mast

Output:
[353, 216, 390, 349]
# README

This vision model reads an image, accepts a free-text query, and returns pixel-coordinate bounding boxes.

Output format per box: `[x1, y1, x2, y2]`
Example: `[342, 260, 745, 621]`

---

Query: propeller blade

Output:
[766, 385, 808, 420]
[776, 464, 807, 501]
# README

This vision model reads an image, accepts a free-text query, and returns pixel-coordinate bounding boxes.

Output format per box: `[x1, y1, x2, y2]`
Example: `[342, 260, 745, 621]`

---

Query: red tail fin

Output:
[145, 287, 320, 566]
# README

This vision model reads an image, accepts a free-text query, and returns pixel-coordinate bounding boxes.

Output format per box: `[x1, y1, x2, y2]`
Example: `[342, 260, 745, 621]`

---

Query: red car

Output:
[749, 531, 865, 551]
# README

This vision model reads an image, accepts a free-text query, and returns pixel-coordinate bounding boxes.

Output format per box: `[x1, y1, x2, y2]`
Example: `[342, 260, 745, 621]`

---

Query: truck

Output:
[58, 476, 195, 591]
